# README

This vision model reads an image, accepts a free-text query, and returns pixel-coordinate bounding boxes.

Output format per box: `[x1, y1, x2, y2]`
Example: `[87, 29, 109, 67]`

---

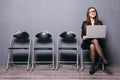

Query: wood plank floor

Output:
[0, 65, 120, 80]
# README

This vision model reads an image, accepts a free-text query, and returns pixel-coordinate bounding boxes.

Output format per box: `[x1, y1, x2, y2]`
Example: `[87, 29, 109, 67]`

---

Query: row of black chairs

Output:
[6, 31, 104, 71]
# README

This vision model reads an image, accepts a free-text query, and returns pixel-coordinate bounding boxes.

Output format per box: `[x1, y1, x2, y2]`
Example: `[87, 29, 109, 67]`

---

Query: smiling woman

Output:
[81, 7, 109, 75]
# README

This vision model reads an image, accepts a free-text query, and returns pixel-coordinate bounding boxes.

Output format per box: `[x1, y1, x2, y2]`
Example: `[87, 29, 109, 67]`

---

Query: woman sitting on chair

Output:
[81, 7, 108, 74]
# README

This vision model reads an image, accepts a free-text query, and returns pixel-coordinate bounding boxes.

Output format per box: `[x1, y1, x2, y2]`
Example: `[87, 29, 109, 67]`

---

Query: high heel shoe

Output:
[89, 64, 96, 74]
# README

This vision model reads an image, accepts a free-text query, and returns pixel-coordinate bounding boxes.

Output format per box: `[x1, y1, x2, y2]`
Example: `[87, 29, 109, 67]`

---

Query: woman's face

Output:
[88, 8, 96, 18]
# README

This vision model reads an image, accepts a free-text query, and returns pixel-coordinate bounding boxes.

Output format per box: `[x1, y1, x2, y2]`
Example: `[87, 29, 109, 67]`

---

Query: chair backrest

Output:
[34, 31, 53, 48]
[60, 31, 76, 41]
[10, 31, 30, 48]
[59, 31, 77, 48]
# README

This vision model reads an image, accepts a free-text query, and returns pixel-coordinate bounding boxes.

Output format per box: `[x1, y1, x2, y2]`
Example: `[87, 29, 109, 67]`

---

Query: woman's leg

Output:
[89, 43, 96, 74]
[91, 39, 108, 64]
[90, 44, 96, 65]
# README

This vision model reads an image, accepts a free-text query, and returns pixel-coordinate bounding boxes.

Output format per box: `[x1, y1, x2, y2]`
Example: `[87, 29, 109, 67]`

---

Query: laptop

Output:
[86, 25, 107, 38]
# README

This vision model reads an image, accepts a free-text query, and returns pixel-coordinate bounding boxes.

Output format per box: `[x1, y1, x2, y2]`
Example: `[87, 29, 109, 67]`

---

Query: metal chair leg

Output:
[79, 50, 84, 71]
[102, 63, 104, 70]
[76, 50, 79, 71]
[56, 49, 59, 70]
[6, 53, 10, 71]
[52, 50, 55, 70]
[27, 49, 30, 71]
[32, 49, 35, 71]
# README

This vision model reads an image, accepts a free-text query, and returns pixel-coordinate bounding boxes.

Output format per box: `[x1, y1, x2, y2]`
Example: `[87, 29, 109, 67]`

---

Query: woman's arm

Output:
[81, 21, 87, 40]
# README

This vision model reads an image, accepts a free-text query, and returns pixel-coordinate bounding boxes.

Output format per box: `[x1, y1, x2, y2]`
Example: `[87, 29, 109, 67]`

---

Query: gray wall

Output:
[0, 0, 120, 65]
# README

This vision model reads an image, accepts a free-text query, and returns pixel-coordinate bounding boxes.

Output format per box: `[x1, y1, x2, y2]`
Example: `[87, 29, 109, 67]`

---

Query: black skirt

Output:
[81, 39, 93, 50]
[81, 39, 103, 50]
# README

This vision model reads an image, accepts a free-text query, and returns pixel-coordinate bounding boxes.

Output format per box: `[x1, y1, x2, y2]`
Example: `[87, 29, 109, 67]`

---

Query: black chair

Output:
[56, 31, 79, 70]
[6, 31, 31, 71]
[32, 31, 55, 70]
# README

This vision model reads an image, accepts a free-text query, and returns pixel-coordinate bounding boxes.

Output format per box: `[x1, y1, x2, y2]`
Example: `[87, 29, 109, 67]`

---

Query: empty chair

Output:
[6, 31, 31, 71]
[56, 31, 79, 70]
[32, 31, 55, 70]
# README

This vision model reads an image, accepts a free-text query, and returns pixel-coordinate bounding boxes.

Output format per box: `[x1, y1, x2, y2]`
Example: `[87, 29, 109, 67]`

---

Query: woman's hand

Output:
[82, 36, 87, 40]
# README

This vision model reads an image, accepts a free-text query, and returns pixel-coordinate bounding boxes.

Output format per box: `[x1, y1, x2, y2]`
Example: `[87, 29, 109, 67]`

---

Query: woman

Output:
[81, 7, 108, 74]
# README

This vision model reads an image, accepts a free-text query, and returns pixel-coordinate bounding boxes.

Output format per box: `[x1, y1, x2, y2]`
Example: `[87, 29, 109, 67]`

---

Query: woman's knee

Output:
[90, 44, 95, 50]
[92, 39, 98, 43]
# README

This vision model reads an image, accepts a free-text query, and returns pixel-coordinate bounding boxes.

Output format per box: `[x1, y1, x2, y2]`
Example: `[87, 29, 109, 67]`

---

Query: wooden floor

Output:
[0, 65, 120, 80]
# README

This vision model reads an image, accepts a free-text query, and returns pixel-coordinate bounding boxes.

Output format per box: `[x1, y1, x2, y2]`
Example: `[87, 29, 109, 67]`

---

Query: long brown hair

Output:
[84, 7, 101, 31]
